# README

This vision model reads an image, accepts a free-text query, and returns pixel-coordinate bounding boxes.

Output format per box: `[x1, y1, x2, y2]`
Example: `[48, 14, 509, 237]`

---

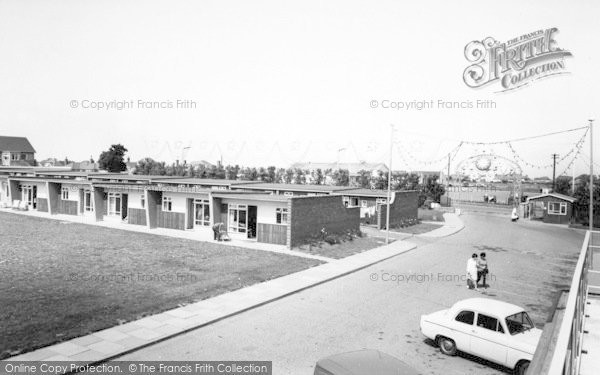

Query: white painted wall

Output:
[162, 192, 188, 213]
[61, 183, 80, 202]
[220, 198, 287, 225]
[0, 181, 8, 202]
[128, 191, 144, 209]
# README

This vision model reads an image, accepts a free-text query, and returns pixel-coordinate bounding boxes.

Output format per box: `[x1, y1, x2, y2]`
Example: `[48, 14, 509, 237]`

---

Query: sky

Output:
[0, 0, 598, 177]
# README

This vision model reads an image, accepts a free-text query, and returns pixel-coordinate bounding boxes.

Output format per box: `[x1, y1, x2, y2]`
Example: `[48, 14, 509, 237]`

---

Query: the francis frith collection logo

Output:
[463, 28, 572, 92]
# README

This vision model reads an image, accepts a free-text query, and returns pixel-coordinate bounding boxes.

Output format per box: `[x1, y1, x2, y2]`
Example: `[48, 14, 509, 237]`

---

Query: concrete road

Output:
[117, 213, 585, 375]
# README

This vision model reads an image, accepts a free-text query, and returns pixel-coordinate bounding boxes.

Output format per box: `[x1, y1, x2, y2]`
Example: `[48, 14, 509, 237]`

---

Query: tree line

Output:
[97, 144, 446, 203]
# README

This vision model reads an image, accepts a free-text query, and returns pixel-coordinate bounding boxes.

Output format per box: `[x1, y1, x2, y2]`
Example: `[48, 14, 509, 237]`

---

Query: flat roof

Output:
[152, 178, 257, 186]
[87, 173, 183, 182]
[336, 188, 419, 198]
[233, 182, 353, 192]
[212, 192, 290, 202]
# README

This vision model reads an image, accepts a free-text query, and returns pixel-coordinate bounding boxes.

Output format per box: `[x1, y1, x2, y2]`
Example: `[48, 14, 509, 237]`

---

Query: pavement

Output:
[115, 212, 584, 375]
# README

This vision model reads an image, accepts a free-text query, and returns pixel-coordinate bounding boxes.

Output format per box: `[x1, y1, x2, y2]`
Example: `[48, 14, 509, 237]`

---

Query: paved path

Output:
[117, 212, 584, 375]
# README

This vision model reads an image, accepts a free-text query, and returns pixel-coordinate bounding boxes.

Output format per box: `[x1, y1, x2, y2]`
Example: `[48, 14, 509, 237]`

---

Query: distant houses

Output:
[0, 136, 36, 166]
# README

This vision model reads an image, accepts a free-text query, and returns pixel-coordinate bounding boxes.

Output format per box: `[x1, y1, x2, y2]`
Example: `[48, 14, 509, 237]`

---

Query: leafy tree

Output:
[134, 157, 157, 175]
[421, 175, 446, 203]
[283, 168, 294, 184]
[293, 168, 306, 184]
[98, 144, 128, 172]
[331, 169, 350, 186]
[312, 168, 324, 185]
[554, 176, 572, 195]
[266, 166, 276, 183]
[356, 169, 371, 188]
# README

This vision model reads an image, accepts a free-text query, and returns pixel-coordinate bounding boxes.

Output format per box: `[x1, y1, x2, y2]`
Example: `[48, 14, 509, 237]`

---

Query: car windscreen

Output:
[505, 312, 534, 335]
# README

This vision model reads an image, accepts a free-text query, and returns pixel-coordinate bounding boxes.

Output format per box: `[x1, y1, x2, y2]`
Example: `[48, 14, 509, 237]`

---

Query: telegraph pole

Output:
[552, 153, 558, 192]
[590, 119, 594, 231]
[386, 125, 394, 245]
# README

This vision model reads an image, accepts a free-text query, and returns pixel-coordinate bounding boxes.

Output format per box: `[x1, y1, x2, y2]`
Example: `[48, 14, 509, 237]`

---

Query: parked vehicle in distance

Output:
[314, 349, 420, 375]
[420, 298, 541, 375]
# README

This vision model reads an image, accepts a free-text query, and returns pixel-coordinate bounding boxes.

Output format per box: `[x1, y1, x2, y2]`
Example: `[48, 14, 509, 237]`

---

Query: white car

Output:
[420, 298, 541, 375]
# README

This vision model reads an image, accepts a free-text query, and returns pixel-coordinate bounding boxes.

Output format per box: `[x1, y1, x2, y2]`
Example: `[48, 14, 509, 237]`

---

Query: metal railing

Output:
[530, 230, 597, 374]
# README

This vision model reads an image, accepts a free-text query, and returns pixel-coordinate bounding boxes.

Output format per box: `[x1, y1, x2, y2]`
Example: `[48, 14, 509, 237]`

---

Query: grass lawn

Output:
[0, 212, 321, 359]
[294, 236, 393, 259]
[390, 222, 443, 235]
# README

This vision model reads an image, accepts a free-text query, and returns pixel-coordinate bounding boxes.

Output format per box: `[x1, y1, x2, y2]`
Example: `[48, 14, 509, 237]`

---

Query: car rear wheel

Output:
[515, 360, 529, 375]
[438, 337, 457, 356]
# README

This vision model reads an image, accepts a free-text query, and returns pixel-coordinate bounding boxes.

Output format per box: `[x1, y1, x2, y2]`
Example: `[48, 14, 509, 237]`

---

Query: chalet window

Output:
[162, 196, 172, 211]
[276, 208, 289, 224]
[61, 187, 69, 200]
[343, 197, 349, 207]
[548, 202, 567, 215]
[361, 200, 368, 208]
[350, 197, 359, 207]
[141, 193, 145, 209]
[283, 192, 294, 197]
[376, 198, 387, 205]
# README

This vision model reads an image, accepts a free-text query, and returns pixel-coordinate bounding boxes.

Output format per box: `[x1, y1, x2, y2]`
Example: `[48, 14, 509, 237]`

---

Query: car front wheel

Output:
[438, 337, 457, 356]
[516, 360, 529, 375]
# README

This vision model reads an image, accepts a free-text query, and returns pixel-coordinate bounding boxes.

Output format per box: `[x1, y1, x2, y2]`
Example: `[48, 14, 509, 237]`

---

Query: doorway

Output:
[21, 185, 37, 209]
[248, 205, 257, 239]
[193, 199, 211, 228]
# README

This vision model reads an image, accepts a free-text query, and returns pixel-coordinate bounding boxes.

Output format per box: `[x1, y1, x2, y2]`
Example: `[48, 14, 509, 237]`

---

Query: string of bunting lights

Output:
[556, 129, 589, 176]
[507, 127, 588, 170]
[400, 141, 464, 167]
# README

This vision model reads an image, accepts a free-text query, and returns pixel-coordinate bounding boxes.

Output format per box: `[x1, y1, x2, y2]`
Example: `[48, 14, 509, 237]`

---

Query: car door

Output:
[450, 310, 475, 351]
[470, 312, 509, 366]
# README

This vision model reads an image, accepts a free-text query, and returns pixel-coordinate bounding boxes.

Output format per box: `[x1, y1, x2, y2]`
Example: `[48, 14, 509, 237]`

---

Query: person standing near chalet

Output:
[466, 253, 479, 291]
[476, 252, 488, 288]
[212, 222, 223, 241]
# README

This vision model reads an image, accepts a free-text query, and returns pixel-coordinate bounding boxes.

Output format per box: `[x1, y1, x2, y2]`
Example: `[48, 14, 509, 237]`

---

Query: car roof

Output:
[315, 350, 419, 375]
[450, 298, 525, 317]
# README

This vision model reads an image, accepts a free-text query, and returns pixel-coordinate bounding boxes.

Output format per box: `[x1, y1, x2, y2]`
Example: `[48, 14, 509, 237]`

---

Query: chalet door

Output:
[193, 199, 210, 227]
[108, 193, 122, 216]
[248, 206, 257, 239]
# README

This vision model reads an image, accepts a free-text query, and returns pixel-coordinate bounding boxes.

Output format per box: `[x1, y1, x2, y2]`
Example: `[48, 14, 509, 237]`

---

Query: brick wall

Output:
[378, 191, 419, 229]
[289, 195, 360, 248]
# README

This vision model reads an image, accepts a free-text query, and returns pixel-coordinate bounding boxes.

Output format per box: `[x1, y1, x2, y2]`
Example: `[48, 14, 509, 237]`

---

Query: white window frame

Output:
[276, 207, 289, 224]
[107, 192, 122, 216]
[283, 192, 294, 197]
[162, 196, 173, 212]
[342, 196, 349, 207]
[61, 187, 69, 200]
[548, 202, 567, 215]
[228, 204, 248, 233]
[376, 198, 387, 205]
[361, 200, 368, 208]
[84, 191, 94, 212]
[349, 197, 359, 207]
[193, 198, 210, 226]
[140, 193, 145, 209]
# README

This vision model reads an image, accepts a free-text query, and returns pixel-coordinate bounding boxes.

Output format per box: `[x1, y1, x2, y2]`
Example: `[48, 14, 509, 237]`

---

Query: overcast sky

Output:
[0, 0, 598, 177]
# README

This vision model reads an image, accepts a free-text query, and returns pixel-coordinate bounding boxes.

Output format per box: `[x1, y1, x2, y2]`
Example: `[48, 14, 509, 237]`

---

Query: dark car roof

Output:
[315, 350, 419, 375]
